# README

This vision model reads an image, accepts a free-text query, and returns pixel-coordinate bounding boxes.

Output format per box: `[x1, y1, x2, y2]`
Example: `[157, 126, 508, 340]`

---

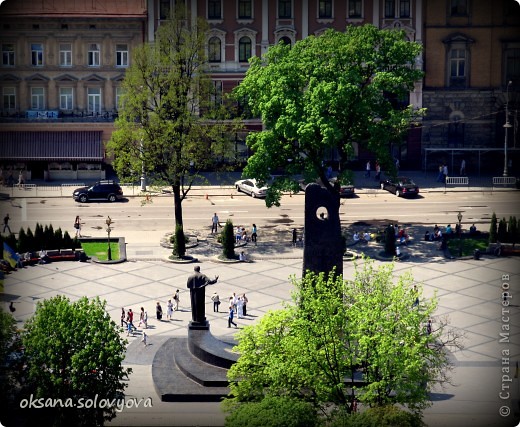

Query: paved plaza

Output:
[2, 232, 519, 426]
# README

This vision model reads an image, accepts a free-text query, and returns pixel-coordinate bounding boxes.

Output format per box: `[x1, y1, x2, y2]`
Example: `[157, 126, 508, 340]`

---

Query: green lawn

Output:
[447, 237, 488, 257]
[81, 242, 120, 261]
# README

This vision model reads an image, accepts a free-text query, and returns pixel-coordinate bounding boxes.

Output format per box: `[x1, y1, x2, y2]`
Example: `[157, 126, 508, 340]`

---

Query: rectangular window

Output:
[400, 0, 410, 18]
[31, 43, 43, 66]
[2, 44, 15, 66]
[450, 49, 466, 77]
[87, 87, 101, 113]
[451, 0, 467, 16]
[238, 0, 252, 19]
[319, 0, 333, 18]
[3, 87, 16, 110]
[505, 49, 520, 86]
[208, 0, 222, 19]
[31, 87, 44, 109]
[59, 87, 73, 110]
[278, 0, 292, 18]
[385, 0, 395, 18]
[115, 87, 124, 110]
[210, 80, 223, 108]
[348, 0, 362, 18]
[116, 44, 128, 67]
[160, 0, 170, 19]
[59, 43, 72, 66]
[88, 43, 100, 66]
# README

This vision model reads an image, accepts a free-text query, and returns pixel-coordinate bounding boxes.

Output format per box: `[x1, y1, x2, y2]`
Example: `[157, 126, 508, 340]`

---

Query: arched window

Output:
[239, 36, 252, 62]
[279, 36, 291, 46]
[208, 37, 221, 62]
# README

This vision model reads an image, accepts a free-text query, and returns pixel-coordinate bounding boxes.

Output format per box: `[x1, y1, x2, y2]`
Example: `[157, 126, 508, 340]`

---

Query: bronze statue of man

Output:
[186, 265, 219, 324]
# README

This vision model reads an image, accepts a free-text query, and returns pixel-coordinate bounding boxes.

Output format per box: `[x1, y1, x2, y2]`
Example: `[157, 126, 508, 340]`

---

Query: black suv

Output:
[73, 180, 123, 203]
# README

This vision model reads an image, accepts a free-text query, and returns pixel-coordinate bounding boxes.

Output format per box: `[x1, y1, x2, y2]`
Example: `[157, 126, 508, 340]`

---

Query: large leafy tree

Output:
[21, 296, 130, 426]
[108, 5, 234, 226]
[224, 259, 462, 420]
[234, 25, 424, 207]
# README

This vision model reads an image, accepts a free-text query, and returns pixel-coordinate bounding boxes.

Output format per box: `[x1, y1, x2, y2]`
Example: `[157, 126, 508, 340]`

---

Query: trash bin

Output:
[473, 249, 481, 260]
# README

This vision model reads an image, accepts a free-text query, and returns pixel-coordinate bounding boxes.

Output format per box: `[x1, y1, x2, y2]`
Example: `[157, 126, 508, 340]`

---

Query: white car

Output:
[234, 179, 268, 198]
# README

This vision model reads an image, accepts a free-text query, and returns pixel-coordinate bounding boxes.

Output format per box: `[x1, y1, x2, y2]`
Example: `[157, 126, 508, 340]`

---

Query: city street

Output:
[2, 189, 517, 246]
[1, 187, 519, 426]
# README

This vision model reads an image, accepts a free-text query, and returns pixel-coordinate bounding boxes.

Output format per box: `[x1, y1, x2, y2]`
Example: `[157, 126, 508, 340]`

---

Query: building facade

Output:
[422, 0, 520, 175]
[0, 0, 146, 182]
[2, 0, 468, 182]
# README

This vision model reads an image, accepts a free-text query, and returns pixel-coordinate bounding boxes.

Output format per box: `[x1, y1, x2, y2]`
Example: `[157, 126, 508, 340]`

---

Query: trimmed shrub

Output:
[497, 218, 508, 243]
[327, 405, 425, 427]
[224, 396, 318, 427]
[63, 231, 74, 250]
[221, 220, 235, 259]
[508, 216, 517, 245]
[17, 228, 29, 253]
[34, 223, 44, 250]
[489, 213, 497, 243]
[54, 228, 63, 249]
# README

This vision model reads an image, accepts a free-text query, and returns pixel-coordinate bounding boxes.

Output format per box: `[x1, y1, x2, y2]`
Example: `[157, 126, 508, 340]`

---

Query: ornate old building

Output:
[0, 0, 146, 182]
[422, 0, 520, 175]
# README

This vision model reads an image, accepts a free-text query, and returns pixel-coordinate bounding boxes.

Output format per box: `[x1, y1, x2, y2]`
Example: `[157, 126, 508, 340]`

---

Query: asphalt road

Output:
[3, 191, 517, 245]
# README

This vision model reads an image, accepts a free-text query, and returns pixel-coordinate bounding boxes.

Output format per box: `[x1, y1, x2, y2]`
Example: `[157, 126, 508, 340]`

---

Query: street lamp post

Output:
[106, 216, 113, 261]
[457, 211, 463, 257]
[503, 81, 512, 177]
[140, 139, 146, 192]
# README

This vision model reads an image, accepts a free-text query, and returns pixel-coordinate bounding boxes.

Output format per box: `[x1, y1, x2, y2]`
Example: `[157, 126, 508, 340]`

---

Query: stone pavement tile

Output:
[456, 265, 516, 283]
[426, 274, 482, 292]
[130, 264, 186, 281]
[447, 310, 497, 330]
[66, 264, 121, 280]
[457, 283, 504, 301]
[96, 272, 153, 289]
[438, 294, 487, 310]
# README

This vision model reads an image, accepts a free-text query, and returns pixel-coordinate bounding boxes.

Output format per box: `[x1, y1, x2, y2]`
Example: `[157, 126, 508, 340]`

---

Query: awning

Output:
[0, 131, 103, 161]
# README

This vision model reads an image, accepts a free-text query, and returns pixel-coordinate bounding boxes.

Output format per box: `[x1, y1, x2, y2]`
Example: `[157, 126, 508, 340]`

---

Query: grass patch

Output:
[447, 238, 488, 257]
[81, 241, 120, 261]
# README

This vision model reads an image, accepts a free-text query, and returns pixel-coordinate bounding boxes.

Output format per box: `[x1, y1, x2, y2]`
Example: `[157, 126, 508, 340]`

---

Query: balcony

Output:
[0, 110, 118, 123]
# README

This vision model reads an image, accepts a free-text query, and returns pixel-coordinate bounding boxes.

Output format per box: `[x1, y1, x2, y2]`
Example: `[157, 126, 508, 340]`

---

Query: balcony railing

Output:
[0, 110, 119, 123]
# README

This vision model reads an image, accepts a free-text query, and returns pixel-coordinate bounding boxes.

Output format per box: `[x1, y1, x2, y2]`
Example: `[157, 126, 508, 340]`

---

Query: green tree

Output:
[21, 296, 130, 426]
[498, 217, 508, 243]
[0, 308, 20, 426]
[17, 227, 28, 253]
[34, 223, 44, 250]
[224, 395, 318, 427]
[489, 212, 497, 243]
[225, 260, 461, 418]
[172, 224, 186, 258]
[54, 227, 64, 249]
[62, 231, 73, 250]
[108, 5, 235, 227]
[327, 405, 425, 427]
[221, 220, 236, 259]
[508, 216, 517, 245]
[233, 25, 424, 208]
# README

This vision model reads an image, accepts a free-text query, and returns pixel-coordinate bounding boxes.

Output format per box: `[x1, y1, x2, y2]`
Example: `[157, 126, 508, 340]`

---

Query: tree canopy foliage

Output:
[21, 296, 130, 426]
[224, 259, 461, 421]
[234, 25, 424, 207]
[108, 5, 235, 225]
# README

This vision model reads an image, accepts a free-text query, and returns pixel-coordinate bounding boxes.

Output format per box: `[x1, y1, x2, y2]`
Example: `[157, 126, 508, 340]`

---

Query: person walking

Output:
[460, 159, 466, 176]
[242, 293, 248, 317]
[173, 289, 180, 311]
[3, 213, 11, 234]
[251, 223, 258, 244]
[211, 213, 219, 234]
[236, 296, 244, 319]
[374, 161, 381, 181]
[74, 215, 82, 237]
[121, 308, 127, 328]
[228, 305, 237, 328]
[156, 301, 163, 320]
[211, 292, 220, 312]
[365, 160, 371, 178]
[142, 331, 148, 346]
[138, 307, 148, 328]
[127, 308, 136, 331]
[292, 228, 297, 247]
[166, 299, 174, 320]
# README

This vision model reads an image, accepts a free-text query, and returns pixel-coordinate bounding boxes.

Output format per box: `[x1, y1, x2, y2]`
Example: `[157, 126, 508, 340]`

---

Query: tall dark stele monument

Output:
[303, 183, 343, 277]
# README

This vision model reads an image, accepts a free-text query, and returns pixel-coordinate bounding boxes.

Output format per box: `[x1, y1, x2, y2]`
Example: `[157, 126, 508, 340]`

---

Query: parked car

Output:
[299, 177, 355, 197]
[234, 179, 268, 198]
[73, 180, 124, 203]
[380, 177, 419, 197]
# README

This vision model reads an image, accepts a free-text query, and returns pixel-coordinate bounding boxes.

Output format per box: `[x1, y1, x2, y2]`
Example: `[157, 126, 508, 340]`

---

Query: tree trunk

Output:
[172, 184, 183, 226]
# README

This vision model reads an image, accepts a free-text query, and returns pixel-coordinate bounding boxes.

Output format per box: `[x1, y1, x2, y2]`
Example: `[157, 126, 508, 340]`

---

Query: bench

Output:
[22, 249, 83, 265]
